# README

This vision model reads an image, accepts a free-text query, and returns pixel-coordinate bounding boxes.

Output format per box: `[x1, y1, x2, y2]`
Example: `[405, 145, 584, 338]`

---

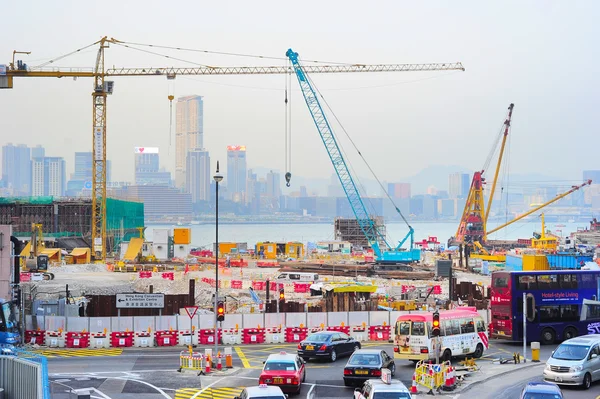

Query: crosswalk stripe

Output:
[33, 348, 123, 358]
[175, 387, 244, 399]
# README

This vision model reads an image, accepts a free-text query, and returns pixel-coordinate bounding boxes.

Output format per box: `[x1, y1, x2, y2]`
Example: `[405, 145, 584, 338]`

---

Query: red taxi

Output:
[259, 351, 306, 394]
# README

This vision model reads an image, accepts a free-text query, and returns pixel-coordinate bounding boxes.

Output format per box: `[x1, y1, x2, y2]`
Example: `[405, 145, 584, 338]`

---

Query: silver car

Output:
[543, 334, 600, 390]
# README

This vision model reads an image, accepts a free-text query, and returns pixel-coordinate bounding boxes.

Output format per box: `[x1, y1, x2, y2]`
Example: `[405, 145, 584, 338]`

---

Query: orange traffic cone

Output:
[410, 372, 418, 394]
[217, 352, 222, 371]
[184, 264, 190, 274]
[205, 355, 211, 374]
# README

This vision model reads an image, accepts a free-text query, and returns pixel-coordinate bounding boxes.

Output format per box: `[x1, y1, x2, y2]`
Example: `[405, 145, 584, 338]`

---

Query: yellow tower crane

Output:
[1, 36, 465, 261]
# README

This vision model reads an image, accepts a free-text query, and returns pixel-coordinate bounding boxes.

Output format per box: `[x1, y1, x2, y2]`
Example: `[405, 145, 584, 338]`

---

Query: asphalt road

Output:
[45, 340, 572, 399]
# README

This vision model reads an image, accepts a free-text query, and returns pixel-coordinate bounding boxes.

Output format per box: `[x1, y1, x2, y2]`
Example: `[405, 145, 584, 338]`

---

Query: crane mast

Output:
[4, 38, 465, 260]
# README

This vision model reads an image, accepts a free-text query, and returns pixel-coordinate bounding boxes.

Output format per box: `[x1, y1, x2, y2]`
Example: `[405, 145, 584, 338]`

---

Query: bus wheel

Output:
[473, 344, 484, 358]
[442, 349, 452, 362]
[563, 327, 578, 341]
[540, 328, 556, 345]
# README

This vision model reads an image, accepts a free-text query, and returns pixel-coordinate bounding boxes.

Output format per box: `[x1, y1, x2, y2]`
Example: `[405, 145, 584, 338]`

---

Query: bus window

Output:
[443, 320, 453, 336]
[398, 321, 410, 335]
[518, 275, 537, 290]
[559, 274, 578, 289]
[411, 321, 426, 336]
[476, 319, 486, 333]
[450, 319, 461, 335]
[461, 318, 475, 333]
[561, 305, 579, 322]
[540, 306, 560, 323]
[537, 274, 559, 290]
[493, 276, 509, 288]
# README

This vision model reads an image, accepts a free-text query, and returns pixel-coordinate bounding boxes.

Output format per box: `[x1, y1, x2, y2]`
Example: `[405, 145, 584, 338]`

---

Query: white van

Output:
[275, 272, 319, 282]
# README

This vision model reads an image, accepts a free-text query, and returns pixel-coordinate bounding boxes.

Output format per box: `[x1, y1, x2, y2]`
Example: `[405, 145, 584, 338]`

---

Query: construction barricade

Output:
[243, 328, 265, 344]
[45, 331, 65, 348]
[135, 331, 152, 347]
[285, 327, 308, 343]
[111, 331, 134, 347]
[178, 350, 204, 376]
[65, 331, 90, 348]
[25, 330, 45, 345]
[199, 329, 222, 345]
[230, 280, 243, 289]
[178, 329, 196, 346]
[222, 328, 242, 345]
[265, 327, 284, 343]
[256, 261, 279, 268]
[90, 331, 110, 348]
[327, 325, 350, 335]
[155, 330, 178, 346]
[414, 360, 445, 394]
[350, 326, 367, 342]
[369, 325, 391, 341]
[293, 283, 310, 293]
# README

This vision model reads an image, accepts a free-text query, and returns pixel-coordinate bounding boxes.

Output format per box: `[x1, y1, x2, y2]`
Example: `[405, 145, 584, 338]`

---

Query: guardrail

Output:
[0, 348, 50, 399]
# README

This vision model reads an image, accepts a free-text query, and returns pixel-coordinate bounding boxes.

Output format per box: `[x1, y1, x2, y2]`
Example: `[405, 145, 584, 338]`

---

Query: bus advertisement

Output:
[491, 270, 600, 345]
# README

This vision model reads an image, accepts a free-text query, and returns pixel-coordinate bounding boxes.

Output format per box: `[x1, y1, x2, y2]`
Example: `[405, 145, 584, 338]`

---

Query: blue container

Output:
[546, 253, 593, 269]
[505, 254, 523, 271]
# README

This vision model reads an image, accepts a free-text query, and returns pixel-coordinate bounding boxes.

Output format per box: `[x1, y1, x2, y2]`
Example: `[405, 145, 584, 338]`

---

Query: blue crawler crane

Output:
[286, 49, 421, 265]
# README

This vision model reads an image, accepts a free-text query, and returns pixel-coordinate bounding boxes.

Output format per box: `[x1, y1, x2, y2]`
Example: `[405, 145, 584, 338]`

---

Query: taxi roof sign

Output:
[259, 384, 268, 388]
[279, 351, 287, 355]
[381, 368, 392, 384]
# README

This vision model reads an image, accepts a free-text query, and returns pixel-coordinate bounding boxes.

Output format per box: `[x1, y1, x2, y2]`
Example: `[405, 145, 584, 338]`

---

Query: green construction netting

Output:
[0, 196, 54, 204]
[106, 198, 145, 248]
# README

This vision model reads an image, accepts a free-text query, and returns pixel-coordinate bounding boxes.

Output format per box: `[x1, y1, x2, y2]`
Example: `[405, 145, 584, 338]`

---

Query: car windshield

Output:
[306, 333, 330, 342]
[522, 394, 562, 399]
[551, 344, 589, 361]
[264, 361, 296, 371]
[373, 393, 411, 399]
[348, 353, 381, 366]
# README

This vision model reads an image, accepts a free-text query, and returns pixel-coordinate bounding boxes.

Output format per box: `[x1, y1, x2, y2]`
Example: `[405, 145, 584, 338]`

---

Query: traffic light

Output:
[432, 311, 440, 337]
[12, 286, 21, 307]
[217, 301, 225, 322]
[278, 288, 285, 312]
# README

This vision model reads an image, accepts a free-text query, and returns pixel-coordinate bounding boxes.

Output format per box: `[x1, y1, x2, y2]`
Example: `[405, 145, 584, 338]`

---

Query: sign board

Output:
[185, 306, 198, 319]
[94, 127, 104, 161]
[0, 65, 6, 75]
[116, 293, 164, 308]
[134, 147, 159, 154]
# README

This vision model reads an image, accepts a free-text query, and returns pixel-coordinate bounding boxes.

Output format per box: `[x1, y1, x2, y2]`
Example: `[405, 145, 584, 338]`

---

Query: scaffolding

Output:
[334, 217, 387, 250]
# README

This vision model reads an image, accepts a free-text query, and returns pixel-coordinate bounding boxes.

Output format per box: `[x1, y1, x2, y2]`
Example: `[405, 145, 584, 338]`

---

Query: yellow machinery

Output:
[530, 214, 558, 251]
[4, 38, 464, 260]
[19, 223, 55, 279]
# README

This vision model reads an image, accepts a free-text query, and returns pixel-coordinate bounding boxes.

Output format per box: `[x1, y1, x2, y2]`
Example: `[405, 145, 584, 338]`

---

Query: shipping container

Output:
[505, 253, 523, 271]
[153, 228, 170, 245]
[173, 228, 191, 244]
[522, 254, 549, 271]
[546, 253, 593, 269]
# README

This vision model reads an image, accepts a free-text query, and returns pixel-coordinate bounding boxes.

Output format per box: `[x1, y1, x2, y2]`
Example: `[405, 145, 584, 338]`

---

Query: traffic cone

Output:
[205, 355, 211, 374]
[443, 366, 454, 390]
[217, 352, 222, 371]
[449, 366, 455, 385]
[410, 372, 418, 394]
[184, 264, 190, 274]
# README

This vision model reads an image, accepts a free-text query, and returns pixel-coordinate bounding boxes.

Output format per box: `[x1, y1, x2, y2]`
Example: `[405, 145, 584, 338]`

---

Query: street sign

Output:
[185, 306, 199, 319]
[116, 293, 164, 309]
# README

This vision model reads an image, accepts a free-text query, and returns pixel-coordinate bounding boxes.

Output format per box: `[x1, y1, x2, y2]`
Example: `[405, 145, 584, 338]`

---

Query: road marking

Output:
[113, 377, 171, 399]
[189, 377, 226, 399]
[34, 348, 123, 358]
[175, 387, 243, 399]
[234, 346, 251, 368]
[307, 384, 316, 399]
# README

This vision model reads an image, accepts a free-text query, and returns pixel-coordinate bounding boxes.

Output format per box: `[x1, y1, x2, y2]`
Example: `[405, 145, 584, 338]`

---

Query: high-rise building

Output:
[186, 149, 211, 203]
[31, 145, 45, 159]
[387, 182, 411, 199]
[175, 95, 204, 188]
[583, 170, 600, 183]
[226, 145, 247, 202]
[31, 157, 66, 196]
[66, 152, 92, 196]
[449, 172, 470, 199]
[1, 143, 31, 195]
[134, 147, 171, 186]
[266, 170, 281, 198]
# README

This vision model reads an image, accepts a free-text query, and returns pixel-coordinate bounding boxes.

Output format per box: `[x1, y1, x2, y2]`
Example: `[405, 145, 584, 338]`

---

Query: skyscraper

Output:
[266, 170, 281, 198]
[175, 95, 204, 188]
[226, 145, 247, 202]
[387, 182, 411, 199]
[449, 172, 470, 199]
[134, 147, 171, 186]
[1, 143, 31, 195]
[66, 152, 92, 196]
[31, 157, 66, 196]
[186, 149, 211, 203]
[31, 145, 45, 159]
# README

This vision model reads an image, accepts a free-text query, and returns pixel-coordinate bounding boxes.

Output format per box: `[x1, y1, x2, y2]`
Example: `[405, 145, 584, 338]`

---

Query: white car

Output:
[235, 384, 287, 399]
[354, 370, 412, 399]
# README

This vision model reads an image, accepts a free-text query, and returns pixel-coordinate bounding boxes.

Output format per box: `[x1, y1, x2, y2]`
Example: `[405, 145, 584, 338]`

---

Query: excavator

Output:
[451, 103, 591, 262]
[15, 223, 55, 280]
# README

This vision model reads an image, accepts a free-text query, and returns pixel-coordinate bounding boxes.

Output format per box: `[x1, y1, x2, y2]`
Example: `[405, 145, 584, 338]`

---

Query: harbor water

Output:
[145, 221, 588, 250]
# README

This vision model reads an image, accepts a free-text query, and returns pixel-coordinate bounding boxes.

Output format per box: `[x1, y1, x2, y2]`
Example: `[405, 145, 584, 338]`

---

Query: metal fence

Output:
[0, 348, 50, 399]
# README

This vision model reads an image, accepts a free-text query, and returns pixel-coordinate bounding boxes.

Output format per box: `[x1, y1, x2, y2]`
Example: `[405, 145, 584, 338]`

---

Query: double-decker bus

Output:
[392, 307, 488, 362]
[0, 300, 20, 346]
[491, 270, 600, 345]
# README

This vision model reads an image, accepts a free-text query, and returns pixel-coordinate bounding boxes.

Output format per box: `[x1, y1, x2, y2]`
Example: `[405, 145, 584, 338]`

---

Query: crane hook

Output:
[285, 172, 292, 187]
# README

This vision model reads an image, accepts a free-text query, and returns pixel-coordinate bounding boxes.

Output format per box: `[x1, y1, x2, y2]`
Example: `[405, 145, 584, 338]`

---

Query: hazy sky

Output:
[1, 1, 598, 187]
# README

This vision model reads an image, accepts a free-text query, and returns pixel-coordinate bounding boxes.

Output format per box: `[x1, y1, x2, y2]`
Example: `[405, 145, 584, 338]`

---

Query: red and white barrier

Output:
[265, 327, 284, 343]
[222, 328, 242, 345]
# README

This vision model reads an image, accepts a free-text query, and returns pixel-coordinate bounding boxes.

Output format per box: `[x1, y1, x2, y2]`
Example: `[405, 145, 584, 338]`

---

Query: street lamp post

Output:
[213, 161, 223, 360]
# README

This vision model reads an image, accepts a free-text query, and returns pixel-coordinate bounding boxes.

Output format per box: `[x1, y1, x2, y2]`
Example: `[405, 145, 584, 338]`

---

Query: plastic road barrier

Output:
[178, 350, 204, 376]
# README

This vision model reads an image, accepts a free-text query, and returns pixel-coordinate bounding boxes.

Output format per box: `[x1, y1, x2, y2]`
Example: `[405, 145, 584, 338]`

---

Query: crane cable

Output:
[286, 63, 293, 187]
[284, 69, 290, 186]
[304, 70, 411, 230]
